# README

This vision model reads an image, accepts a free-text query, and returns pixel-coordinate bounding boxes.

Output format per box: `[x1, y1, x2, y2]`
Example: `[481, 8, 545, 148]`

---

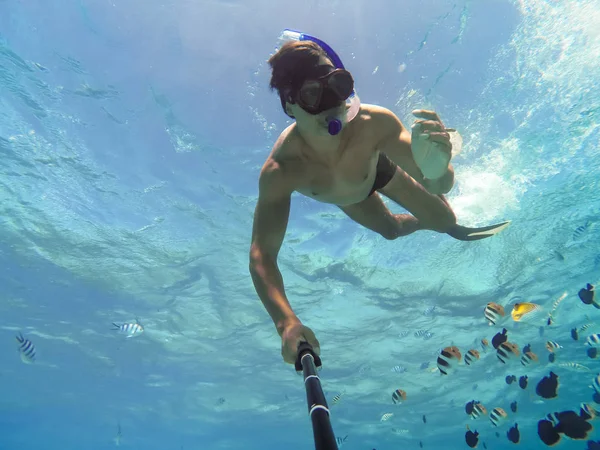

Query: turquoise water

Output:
[1, 0, 599, 448]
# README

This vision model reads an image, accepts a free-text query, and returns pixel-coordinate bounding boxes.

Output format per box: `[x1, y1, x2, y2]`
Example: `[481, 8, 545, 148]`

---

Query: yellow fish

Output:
[511, 302, 543, 322]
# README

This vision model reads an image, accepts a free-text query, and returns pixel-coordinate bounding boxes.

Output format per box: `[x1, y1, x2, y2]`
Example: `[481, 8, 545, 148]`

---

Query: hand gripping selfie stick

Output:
[295, 342, 338, 450]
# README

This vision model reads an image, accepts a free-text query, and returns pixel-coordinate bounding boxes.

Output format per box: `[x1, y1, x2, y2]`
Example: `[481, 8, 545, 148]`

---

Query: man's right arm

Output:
[249, 159, 299, 336]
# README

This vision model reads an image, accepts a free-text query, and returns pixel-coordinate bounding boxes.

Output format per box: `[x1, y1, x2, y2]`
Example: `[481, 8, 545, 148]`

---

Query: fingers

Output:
[413, 109, 443, 124]
[413, 119, 445, 133]
[425, 132, 452, 149]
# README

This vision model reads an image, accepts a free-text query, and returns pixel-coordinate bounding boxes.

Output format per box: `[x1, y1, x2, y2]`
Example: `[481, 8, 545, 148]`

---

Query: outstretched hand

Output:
[412, 109, 454, 153]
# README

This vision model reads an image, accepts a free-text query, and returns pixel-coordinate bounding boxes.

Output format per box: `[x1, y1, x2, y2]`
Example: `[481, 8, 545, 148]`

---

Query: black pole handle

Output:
[295, 341, 322, 373]
[294, 341, 337, 450]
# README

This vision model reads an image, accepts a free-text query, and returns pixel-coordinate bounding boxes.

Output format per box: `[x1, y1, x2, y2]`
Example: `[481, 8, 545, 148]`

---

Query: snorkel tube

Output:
[277, 29, 361, 136]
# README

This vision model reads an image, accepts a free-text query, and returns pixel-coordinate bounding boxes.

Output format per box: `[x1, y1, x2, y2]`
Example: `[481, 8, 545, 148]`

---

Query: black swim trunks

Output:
[368, 152, 397, 196]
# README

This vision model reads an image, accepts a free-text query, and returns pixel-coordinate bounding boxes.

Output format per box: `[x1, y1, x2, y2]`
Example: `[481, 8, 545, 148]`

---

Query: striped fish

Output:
[592, 374, 600, 395]
[391, 365, 407, 374]
[497, 342, 520, 364]
[336, 435, 348, 447]
[464, 349, 480, 366]
[586, 334, 600, 347]
[398, 331, 410, 339]
[471, 402, 487, 419]
[112, 320, 144, 337]
[437, 346, 462, 375]
[414, 330, 429, 338]
[392, 389, 407, 404]
[391, 428, 409, 435]
[484, 302, 505, 326]
[571, 323, 595, 340]
[548, 292, 568, 324]
[520, 351, 539, 366]
[16, 333, 36, 364]
[489, 407, 508, 427]
[581, 403, 597, 420]
[546, 341, 562, 353]
[380, 413, 394, 422]
[331, 392, 345, 405]
[573, 222, 591, 241]
[557, 362, 590, 372]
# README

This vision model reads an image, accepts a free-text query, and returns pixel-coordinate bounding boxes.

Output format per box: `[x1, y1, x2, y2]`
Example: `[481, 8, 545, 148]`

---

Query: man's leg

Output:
[339, 193, 422, 240]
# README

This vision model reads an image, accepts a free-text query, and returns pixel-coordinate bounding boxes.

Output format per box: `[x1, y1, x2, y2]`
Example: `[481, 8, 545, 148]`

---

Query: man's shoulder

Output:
[259, 125, 303, 194]
[360, 104, 400, 125]
[358, 104, 405, 137]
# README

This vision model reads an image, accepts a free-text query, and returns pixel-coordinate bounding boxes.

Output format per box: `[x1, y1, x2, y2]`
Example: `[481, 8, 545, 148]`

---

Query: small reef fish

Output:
[423, 305, 437, 316]
[519, 375, 528, 390]
[510, 401, 518, 413]
[331, 392, 345, 405]
[437, 346, 462, 375]
[579, 284, 598, 308]
[490, 408, 508, 427]
[592, 374, 600, 395]
[484, 302, 505, 326]
[391, 389, 407, 404]
[16, 333, 36, 364]
[587, 334, 600, 347]
[492, 328, 508, 349]
[506, 375, 517, 385]
[511, 302, 543, 322]
[581, 403, 597, 420]
[465, 349, 480, 366]
[507, 423, 520, 444]
[546, 340, 562, 353]
[336, 435, 348, 447]
[572, 323, 594, 340]
[480, 339, 489, 352]
[112, 320, 144, 337]
[465, 401, 487, 419]
[536, 371, 560, 399]
[521, 351, 539, 366]
[557, 362, 590, 372]
[391, 428, 409, 435]
[391, 365, 407, 374]
[538, 410, 594, 445]
[114, 422, 122, 447]
[465, 426, 479, 448]
[497, 341, 520, 364]
[548, 291, 568, 324]
[380, 413, 394, 422]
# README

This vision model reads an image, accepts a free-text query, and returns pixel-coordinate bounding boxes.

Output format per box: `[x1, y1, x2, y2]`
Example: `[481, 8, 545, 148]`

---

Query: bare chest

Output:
[296, 138, 379, 206]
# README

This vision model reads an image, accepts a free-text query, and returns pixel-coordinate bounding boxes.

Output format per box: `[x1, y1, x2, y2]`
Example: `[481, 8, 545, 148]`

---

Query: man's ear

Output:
[285, 102, 295, 118]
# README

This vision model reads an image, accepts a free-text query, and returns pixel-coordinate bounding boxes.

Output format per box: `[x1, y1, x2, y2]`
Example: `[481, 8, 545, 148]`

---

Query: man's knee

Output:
[380, 224, 400, 240]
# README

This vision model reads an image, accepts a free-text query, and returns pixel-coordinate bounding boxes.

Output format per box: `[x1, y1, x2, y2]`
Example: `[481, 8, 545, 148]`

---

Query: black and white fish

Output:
[489, 407, 508, 427]
[391, 365, 407, 374]
[423, 305, 437, 316]
[336, 435, 348, 447]
[331, 392, 345, 405]
[16, 333, 36, 364]
[112, 320, 144, 337]
[586, 334, 600, 347]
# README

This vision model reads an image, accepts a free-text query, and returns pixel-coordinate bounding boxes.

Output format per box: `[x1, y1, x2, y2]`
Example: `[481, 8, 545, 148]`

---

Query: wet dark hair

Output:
[268, 40, 330, 117]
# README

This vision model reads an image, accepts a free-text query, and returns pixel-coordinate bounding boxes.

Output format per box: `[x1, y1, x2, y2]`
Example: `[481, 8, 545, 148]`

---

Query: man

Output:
[249, 37, 508, 365]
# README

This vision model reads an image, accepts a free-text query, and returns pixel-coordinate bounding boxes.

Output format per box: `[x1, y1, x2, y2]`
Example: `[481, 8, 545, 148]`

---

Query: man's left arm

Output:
[373, 106, 454, 195]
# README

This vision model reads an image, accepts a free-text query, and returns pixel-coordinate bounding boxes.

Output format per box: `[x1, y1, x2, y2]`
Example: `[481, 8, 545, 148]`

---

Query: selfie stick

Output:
[295, 342, 338, 450]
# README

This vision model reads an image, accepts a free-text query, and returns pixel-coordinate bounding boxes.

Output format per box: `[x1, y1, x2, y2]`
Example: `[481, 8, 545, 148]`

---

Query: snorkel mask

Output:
[277, 29, 361, 136]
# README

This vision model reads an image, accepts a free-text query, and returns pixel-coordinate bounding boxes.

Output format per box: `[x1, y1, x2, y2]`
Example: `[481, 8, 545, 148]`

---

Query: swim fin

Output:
[447, 221, 511, 241]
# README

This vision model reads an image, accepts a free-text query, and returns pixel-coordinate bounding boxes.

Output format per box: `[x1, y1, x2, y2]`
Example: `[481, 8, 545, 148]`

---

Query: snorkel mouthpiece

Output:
[327, 118, 342, 136]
